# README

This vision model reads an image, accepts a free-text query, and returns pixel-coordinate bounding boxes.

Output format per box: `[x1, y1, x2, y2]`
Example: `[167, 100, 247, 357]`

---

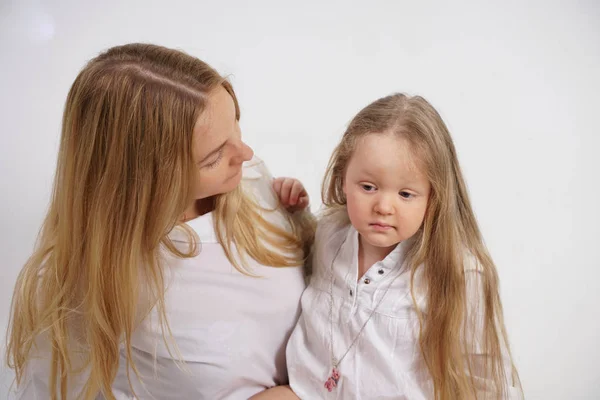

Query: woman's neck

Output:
[183, 197, 216, 221]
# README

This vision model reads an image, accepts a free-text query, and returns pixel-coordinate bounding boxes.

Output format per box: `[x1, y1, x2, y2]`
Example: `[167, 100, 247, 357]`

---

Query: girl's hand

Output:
[272, 177, 309, 212]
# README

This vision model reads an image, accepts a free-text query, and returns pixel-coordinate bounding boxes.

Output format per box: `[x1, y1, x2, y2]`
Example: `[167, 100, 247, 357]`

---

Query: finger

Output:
[272, 177, 284, 197]
[289, 181, 305, 206]
[297, 195, 309, 209]
[287, 197, 309, 213]
[280, 178, 295, 205]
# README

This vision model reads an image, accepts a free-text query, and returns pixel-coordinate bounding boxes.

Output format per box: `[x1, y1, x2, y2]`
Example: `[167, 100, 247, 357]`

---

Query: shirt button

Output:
[364, 278, 371, 284]
[349, 289, 353, 296]
[378, 269, 384, 275]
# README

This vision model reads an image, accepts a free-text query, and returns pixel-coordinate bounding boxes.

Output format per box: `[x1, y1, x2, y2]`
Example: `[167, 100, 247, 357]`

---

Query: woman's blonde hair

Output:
[6, 43, 313, 400]
[322, 93, 522, 399]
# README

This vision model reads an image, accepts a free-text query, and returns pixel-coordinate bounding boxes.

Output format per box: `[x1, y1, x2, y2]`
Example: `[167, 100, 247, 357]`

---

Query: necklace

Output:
[325, 237, 405, 392]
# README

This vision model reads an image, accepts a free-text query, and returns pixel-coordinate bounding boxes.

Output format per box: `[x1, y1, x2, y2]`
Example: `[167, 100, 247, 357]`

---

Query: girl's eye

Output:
[204, 149, 224, 169]
[399, 191, 413, 199]
[361, 184, 376, 192]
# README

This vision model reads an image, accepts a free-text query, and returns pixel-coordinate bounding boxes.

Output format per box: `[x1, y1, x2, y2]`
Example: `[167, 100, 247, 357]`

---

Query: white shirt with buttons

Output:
[286, 213, 522, 399]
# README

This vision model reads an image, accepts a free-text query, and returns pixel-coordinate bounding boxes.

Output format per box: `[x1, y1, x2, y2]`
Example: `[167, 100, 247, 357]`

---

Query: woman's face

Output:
[190, 86, 254, 200]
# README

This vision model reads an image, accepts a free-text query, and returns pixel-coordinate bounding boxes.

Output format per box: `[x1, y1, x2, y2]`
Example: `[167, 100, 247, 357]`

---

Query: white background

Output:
[1, 0, 599, 398]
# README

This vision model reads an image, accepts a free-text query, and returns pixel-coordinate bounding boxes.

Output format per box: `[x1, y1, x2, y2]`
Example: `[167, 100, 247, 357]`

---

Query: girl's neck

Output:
[357, 234, 396, 280]
[182, 197, 216, 222]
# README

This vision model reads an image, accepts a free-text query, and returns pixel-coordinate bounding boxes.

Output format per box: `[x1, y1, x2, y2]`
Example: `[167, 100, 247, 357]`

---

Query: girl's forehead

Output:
[353, 133, 423, 168]
[344, 133, 429, 186]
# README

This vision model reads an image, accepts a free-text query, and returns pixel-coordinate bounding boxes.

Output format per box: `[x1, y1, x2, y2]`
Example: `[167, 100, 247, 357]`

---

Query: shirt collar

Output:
[339, 224, 410, 273]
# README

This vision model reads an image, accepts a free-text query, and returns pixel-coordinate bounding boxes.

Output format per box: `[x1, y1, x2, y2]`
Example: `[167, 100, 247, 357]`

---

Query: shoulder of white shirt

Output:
[242, 155, 270, 180]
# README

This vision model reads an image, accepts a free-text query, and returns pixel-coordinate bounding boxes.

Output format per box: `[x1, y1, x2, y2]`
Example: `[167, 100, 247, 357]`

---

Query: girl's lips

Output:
[370, 223, 394, 231]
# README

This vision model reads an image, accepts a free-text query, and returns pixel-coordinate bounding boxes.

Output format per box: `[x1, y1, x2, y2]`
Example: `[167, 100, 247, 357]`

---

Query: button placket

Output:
[347, 277, 358, 311]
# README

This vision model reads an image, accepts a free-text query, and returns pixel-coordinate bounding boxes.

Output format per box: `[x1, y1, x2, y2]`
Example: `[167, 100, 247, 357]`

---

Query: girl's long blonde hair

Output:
[322, 93, 522, 399]
[6, 43, 313, 400]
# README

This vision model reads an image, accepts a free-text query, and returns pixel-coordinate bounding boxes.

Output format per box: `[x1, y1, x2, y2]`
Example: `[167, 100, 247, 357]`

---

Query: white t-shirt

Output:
[17, 157, 307, 400]
[286, 213, 521, 399]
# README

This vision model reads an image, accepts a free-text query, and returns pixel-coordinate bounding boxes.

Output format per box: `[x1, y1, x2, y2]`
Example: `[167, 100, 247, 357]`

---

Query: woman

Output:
[6, 43, 314, 399]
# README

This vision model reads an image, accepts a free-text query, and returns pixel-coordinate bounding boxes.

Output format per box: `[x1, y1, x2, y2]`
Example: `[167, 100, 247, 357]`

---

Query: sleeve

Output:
[464, 266, 523, 399]
[13, 370, 50, 400]
[308, 210, 349, 282]
[242, 156, 314, 226]
[11, 338, 56, 399]
[14, 357, 90, 400]
[10, 336, 128, 400]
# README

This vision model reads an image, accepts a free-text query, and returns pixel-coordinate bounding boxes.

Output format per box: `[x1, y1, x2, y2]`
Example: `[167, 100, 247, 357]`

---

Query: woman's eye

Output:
[204, 150, 224, 169]
[399, 191, 413, 199]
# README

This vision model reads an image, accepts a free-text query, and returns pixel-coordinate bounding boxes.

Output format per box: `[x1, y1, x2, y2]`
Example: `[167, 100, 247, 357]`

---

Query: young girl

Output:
[265, 93, 523, 399]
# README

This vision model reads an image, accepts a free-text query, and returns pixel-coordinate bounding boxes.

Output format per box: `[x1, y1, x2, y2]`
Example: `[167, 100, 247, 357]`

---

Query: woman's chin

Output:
[220, 170, 244, 194]
[198, 169, 244, 199]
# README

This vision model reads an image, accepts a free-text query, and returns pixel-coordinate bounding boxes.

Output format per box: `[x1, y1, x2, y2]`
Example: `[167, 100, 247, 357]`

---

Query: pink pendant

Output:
[324, 367, 341, 392]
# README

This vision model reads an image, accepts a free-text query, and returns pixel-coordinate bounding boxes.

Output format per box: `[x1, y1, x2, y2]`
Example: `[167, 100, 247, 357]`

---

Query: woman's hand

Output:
[272, 177, 309, 212]
[248, 385, 300, 399]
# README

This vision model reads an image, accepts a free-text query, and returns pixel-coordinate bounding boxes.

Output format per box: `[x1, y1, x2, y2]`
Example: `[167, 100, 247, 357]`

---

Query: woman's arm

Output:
[248, 385, 300, 400]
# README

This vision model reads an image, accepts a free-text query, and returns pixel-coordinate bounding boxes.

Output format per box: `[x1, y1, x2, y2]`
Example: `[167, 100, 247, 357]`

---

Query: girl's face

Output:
[190, 86, 254, 200]
[343, 133, 431, 256]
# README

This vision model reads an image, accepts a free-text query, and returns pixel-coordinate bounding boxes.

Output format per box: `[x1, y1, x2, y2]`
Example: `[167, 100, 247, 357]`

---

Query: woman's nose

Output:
[231, 140, 254, 164]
